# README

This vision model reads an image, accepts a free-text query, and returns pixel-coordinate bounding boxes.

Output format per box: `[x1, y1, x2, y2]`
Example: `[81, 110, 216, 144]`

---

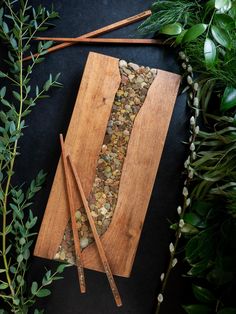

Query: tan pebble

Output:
[122, 67, 131, 75]
[117, 90, 124, 97]
[54, 253, 60, 260]
[81, 216, 87, 222]
[119, 60, 127, 67]
[101, 144, 107, 153]
[100, 207, 108, 215]
[141, 82, 147, 88]
[134, 97, 141, 105]
[123, 130, 129, 136]
[91, 211, 98, 218]
[75, 211, 81, 221]
[130, 114, 135, 121]
[128, 74, 135, 81]
[128, 62, 139, 71]
[80, 237, 89, 249]
[103, 219, 110, 227]
[60, 251, 66, 260]
[77, 222, 82, 229]
[98, 221, 103, 226]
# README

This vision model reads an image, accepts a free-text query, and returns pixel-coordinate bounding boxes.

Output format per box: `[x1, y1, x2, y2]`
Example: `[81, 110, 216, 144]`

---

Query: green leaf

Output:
[183, 24, 208, 43]
[220, 87, 236, 111]
[183, 304, 211, 314]
[31, 281, 38, 295]
[0, 283, 8, 290]
[160, 23, 182, 35]
[0, 71, 6, 78]
[214, 13, 235, 30]
[56, 263, 70, 273]
[217, 308, 236, 314]
[215, 0, 232, 10]
[43, 40, 53, 50]
[211, 25, 231, 48]
[17, 254, 24, 263]
[2, 22, 9, 34]
[0, 86, 6, 98]
[13, 91, 21, 101]
[192, 285, 216, 304]
[36, 288, 51, 298]
[204, 38, 216, 67]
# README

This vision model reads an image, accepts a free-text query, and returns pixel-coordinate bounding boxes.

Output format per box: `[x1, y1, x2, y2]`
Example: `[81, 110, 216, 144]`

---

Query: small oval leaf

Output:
[215, 0, 232, 10]
[204, 38, 216, 67]
[192, 285, 216, 304]
[220, 86, 236, 111]
[214, 13, 235, 30]
[183, 24, 208, 43]
[183, 304, 211, 314]
[160, 23, 182, 35]
[211, 25, 231, 48]
[36, 288, 51, 298]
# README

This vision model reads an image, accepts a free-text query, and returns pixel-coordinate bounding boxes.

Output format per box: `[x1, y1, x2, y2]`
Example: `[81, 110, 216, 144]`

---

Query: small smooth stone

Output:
[100, 207, 107, 215]
[104, 203, 111, 210]
[54, 253, 60, 260]
[60, 251, 66, 260]
[122, 67, 131, 75]
[121, 75, 129, 84]
[75, 211, 81, 221]
[91, 211, 98, 218]
[125, 104, 131, 111]
[119, 59, 127, 67]
[80, 237, 89, 249]
[128, 74, 135, 81]
[123, 130, 129, 136]
[151, 69, 157, 75]
[128, 62, 139, 71]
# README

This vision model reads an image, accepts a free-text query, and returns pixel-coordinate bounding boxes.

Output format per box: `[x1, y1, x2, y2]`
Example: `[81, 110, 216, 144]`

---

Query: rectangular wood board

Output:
[34, 51, 181, 277]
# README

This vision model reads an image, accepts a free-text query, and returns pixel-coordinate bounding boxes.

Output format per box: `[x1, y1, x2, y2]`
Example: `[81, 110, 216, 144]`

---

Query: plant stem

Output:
[1, 8, 24, 301]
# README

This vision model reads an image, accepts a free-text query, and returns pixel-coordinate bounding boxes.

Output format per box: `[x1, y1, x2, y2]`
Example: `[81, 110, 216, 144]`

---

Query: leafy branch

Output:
[0, 1, 66, 313]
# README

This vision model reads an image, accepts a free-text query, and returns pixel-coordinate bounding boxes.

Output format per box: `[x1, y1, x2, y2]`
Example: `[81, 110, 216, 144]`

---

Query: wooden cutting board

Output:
[34, 52, 180, 277]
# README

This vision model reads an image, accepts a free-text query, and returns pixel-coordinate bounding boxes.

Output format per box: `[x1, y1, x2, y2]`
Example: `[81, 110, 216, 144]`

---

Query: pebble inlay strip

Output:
[54, 60, 157, 263]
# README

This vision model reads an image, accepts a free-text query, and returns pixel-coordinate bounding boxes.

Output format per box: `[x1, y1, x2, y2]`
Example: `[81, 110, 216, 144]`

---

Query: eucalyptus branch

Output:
[0, 1, 67, 313]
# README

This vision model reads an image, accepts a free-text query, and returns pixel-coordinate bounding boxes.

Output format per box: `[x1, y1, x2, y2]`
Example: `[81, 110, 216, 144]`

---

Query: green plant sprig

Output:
[0, 1, 67, 313]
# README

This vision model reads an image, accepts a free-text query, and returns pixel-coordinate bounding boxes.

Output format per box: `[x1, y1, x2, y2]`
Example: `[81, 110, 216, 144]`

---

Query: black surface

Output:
[7, 1, 190, 313]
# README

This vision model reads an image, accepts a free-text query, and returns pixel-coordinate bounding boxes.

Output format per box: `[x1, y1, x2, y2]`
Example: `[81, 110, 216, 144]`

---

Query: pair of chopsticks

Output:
[60, 134, 122, 307]
[24, 10, 162, 61]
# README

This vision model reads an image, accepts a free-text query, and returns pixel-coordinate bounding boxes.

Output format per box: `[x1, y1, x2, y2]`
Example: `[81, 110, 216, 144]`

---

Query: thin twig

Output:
[34, 37, 164, 45]
[23, 10, 151, 61]
[59, 134, 86, 294]
[68, 155, 122, 307]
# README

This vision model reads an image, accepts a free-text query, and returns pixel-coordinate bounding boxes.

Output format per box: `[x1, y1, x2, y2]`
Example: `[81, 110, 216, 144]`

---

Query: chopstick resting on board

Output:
[59, 134, 86, 294]
[23, 10, 151, 61]
[35, 37, 163, 45]
[67, 155, 123, 307]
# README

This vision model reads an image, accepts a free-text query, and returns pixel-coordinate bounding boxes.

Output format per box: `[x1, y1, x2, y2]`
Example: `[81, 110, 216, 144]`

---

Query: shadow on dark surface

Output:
[0, 0, 191, 313]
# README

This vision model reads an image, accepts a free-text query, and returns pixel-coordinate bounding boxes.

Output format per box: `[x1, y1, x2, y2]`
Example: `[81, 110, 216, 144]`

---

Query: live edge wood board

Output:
[34, 52, 181, 278]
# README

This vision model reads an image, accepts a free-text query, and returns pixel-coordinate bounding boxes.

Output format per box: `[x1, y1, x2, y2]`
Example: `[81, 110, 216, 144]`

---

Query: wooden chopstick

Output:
[23, 10, 151, 61]
[59, 134, 86, 294]
[35, 37, 163, 45]
[67, 155, 123, 307]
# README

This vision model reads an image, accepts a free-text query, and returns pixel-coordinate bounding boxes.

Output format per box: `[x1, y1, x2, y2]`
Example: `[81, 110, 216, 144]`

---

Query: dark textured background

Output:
[5, 0, 190, 313]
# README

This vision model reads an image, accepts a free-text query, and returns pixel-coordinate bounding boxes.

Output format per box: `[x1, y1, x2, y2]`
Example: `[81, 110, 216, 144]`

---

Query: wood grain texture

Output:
[34, 52, 121, 259]
[81, 70, 181, 277]
[35, 37, 164, 45]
